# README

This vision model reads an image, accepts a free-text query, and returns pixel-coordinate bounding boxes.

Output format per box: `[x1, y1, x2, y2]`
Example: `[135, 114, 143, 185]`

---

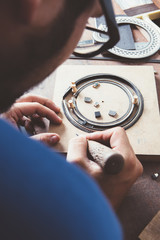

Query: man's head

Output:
[0, 0, 97, 112]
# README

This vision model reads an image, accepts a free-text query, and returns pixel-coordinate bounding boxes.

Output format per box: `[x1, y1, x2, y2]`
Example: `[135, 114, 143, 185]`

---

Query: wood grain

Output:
[153, 0, 160, 9]
[139, 211, 160, 240]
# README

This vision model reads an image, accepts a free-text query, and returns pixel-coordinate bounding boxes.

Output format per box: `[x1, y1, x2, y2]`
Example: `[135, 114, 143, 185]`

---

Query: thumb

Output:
[67, 135, 101, 173]
[67, 135, 88, 166]
[31, 133, 60, 147]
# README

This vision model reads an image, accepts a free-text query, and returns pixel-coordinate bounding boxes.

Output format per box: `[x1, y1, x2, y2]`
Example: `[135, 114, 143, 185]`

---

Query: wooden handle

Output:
[87, 140, 124, 174]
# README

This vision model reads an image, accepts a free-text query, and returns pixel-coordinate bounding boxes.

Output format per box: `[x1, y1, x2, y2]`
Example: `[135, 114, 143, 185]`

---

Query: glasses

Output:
[73, 0, 120, 58]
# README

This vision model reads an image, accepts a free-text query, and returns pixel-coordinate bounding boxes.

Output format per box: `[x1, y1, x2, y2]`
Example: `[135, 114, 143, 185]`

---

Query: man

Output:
[0, 0, 143, 239]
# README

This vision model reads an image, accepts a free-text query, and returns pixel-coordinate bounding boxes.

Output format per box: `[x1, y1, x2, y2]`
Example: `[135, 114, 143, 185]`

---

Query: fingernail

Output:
[50, 135, 59, 144]
[57, 116, 62, 123]
[88, 132, 97, 136]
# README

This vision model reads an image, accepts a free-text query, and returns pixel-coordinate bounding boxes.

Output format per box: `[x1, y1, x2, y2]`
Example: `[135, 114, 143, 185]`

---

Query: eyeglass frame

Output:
[73, 0, 120, 58]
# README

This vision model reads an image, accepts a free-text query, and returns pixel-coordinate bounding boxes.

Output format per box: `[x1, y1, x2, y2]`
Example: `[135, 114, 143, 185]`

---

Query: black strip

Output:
[62, 74, 144, 132]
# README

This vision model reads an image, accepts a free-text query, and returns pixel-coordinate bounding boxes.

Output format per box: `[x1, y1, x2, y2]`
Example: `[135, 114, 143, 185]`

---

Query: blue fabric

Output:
[0, 119, 122, 240]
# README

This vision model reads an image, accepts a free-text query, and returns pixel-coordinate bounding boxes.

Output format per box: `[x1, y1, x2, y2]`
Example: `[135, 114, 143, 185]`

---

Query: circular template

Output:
[62, 74, 144, 132]
[93, 16, 160, 59]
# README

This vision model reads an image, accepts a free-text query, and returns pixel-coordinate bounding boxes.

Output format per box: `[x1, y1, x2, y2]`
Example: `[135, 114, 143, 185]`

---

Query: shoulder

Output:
[0, 119, 122, 240]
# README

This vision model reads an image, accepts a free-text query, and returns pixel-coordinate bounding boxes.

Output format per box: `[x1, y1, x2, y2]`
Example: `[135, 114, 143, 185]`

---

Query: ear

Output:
[19, 0, 41, 24]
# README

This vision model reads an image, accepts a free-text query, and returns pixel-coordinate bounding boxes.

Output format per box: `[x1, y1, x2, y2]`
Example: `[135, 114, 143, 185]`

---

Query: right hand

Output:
[67, 127, 143, 209]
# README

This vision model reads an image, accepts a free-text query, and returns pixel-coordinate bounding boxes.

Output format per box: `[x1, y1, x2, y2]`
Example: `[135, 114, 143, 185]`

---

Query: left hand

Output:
[1, 95, 62, 146]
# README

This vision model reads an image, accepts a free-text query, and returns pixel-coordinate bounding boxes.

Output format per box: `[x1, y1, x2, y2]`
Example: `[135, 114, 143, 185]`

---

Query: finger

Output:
[14, 102, 62, 124]
[67, 135, 101, 173]
[86, 127, 130, 152]
[86, 127, 139, 167]
[99, 127, 135, 159]
[67, 135, 88, 166]
[1, 113, 18, 128]
[103, 128, 143, 176]
[31, 133, 60, 146]
[16, 95, 60, 113]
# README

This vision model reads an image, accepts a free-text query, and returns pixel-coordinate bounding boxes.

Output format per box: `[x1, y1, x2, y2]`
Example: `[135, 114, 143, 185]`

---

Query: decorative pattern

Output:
[108, 16, 160, 59]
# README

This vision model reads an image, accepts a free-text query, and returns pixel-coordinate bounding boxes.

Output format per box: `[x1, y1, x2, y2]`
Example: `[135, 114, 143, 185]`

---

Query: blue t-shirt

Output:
[0, 119, 122, 240]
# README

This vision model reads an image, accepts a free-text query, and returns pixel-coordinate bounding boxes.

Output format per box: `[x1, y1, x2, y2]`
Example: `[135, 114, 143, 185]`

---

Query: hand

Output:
[67, 127, 143, 210]
[1, 95, 62, 146]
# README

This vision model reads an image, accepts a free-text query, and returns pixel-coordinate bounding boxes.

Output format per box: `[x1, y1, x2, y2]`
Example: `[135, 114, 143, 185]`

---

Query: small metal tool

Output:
[87, 140, 124, 174]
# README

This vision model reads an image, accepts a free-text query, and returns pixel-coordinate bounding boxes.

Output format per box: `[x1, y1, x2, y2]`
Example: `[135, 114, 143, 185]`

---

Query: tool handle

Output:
[87, 140, 124, 174]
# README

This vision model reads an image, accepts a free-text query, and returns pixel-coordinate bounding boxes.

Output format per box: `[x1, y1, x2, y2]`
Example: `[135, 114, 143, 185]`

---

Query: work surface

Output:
[50, 65, 160, 161]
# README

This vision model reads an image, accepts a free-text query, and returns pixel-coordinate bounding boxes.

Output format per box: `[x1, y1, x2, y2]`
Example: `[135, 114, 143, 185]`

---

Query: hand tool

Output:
[87, 140, 124, 174]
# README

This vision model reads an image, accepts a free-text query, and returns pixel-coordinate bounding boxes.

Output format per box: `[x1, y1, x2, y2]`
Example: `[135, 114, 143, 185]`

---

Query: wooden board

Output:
[139, 211, 160, 240]
[49, 65, 160, 160]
